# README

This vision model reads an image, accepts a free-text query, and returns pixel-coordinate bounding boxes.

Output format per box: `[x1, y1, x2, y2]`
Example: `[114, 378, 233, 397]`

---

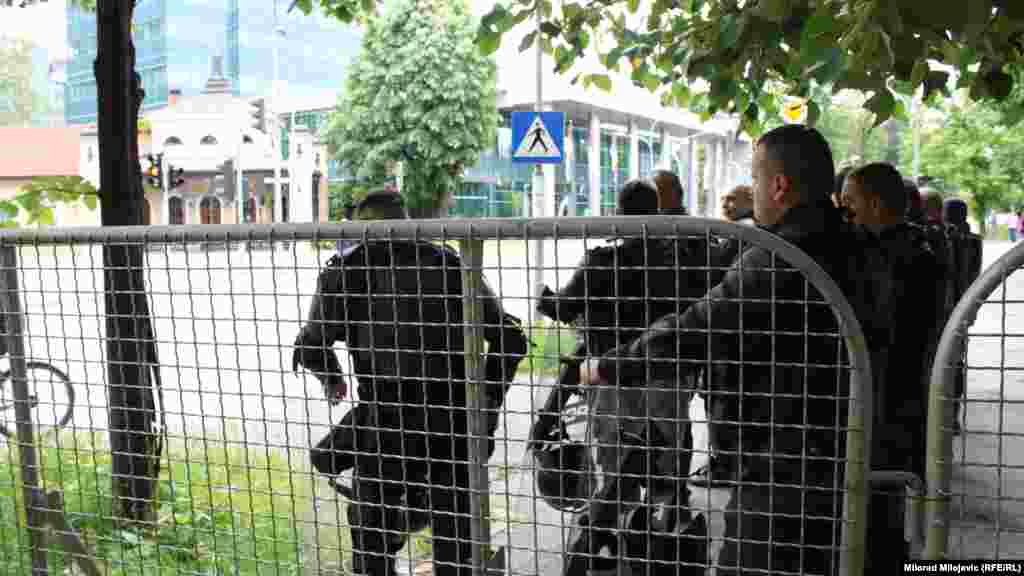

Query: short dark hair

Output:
[921, 188, 944, 215]
[943, 198, 968, 228]
[904, 178, 924, 221]
[757, 125, 835, 205]
[616, 179, 660, 216]
[651, 170, 684, 210]
[353, 190, 408, 220]
[848, 162, 906, 218]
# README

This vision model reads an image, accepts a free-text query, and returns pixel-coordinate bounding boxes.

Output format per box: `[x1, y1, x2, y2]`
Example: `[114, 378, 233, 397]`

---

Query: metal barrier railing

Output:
[0, 217, 872, 576]
[926, 241, 1024, 559]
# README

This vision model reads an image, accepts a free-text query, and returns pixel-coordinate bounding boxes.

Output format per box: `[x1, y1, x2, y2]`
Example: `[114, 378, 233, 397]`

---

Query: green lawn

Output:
[520, 322, 578, 377]
[0, 432, 307, 576]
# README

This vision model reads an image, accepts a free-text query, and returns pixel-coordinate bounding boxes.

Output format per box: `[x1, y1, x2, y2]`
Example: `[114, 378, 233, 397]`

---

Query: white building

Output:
[78, 56, 328, 227]
[484, 14, 751, 218]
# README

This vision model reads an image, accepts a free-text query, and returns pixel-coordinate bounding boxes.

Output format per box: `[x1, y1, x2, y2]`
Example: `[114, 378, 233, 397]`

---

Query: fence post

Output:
[0, 244, 48, 575]
[460, 235, 490, 576]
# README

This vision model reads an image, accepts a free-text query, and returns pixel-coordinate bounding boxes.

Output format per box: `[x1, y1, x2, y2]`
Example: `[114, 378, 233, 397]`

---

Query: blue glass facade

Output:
[64, 0, 360, 125]
[66, 0, 167, 124]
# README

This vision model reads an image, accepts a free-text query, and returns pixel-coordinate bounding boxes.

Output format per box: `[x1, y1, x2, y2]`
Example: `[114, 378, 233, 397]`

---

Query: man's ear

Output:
[770, 173, 791, 204]
[869, 195, 882, 215]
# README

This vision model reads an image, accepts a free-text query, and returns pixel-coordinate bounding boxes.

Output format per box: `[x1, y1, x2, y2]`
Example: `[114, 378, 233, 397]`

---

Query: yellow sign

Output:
[782, 98, 808, 124]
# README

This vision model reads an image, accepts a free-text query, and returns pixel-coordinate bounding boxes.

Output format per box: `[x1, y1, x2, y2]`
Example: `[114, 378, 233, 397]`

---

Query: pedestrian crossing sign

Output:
[512, 111, 564, 164]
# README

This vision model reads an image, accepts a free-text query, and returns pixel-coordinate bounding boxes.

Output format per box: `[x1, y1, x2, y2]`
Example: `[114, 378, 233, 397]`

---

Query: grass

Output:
[0, 431, 308, 576]
[519, 322, 579, 377]
[0, 431, 528, 576]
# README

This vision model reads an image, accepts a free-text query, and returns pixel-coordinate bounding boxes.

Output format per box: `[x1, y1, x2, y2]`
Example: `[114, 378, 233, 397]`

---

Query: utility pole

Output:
[531, 1, 545, 308]
[271, 0, 285, 224]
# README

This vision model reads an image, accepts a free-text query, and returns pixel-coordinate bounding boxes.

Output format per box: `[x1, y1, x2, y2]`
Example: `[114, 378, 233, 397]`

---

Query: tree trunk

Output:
[96, 0, 162, 524]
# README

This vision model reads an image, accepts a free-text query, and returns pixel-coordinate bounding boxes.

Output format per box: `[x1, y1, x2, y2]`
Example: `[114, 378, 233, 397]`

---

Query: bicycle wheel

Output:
[0, 361, 74, 436]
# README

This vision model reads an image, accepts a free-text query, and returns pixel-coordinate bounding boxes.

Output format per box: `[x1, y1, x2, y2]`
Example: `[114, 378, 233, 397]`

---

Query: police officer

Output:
[293, 190, 528, 576]
[843, 164, 946, 559]
[533, 180, 708, 423]
[583, 125, 889, 576]
[534, 179, 711, 575]
[839, 162, 942, 461]
[943, 198, 983, 434]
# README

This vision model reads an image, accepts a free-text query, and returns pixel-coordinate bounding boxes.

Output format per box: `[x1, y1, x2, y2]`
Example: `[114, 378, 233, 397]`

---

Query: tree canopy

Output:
[323, 0, 499, 217]
[474, 0, 1024, 136]
[917, 98, 1024, 231]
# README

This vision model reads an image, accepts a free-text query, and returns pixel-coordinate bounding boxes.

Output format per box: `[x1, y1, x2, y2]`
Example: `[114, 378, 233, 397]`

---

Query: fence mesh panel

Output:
[928, 242, 1024, 560]
[0, 219, 869, 576]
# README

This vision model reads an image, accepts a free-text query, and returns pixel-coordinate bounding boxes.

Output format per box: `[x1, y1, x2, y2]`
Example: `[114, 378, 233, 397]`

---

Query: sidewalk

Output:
[944, 240, 1024, 558]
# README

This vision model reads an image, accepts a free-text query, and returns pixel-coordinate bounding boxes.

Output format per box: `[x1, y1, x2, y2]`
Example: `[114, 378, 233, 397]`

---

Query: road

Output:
[1, 238, 1021, 571]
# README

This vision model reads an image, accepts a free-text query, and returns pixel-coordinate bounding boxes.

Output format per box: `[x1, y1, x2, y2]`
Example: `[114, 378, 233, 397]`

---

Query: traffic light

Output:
[249, 98, 266, 133]
[168, 165, 186, 190]
[144, 153, 163, 188]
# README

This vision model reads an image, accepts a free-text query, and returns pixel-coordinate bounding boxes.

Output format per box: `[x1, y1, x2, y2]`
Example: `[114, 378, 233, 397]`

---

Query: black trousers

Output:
[716, 470, 841, 576]
[315, 404, 473, 576]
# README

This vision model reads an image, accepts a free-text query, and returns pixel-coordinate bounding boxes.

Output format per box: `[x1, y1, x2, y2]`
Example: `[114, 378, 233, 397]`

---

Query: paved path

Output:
[944, 241, 1024, 558]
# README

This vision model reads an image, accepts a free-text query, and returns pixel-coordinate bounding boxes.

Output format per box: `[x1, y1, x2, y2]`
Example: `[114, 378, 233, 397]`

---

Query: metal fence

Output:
[926, 241, 1024, 560]
[0, 217, 873, 576]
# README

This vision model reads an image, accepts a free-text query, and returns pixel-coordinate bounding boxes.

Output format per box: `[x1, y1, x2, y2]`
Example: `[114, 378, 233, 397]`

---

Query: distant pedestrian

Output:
[650, 169, 688, 215]
[1009, 212, 1018, 242]
[720, 184, 754, 224]
[1016, 210, 1024, 242]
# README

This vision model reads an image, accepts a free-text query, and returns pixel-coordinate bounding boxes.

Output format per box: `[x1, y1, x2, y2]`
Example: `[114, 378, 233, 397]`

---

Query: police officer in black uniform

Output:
[843, 163, 947, 564]
[533, 179, 711, 576]
[293, 190, 527, 576]
[943, 197, 983, 434]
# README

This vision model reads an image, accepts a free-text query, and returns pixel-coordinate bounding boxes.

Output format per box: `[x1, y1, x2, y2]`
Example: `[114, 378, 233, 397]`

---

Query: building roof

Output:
[0, 127, 81, 178]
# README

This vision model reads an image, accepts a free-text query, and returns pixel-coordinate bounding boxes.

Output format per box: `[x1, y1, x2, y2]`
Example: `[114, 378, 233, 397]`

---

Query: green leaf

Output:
[642, 72, 660, 93]
[589, 74, 612, 92]
[672, 82, 691, 107]
[806, 100, 821, 127]
[864, 88, 896, 127]
[539, 21, 561, 37]
[518, 30, 538, 52]
[718, 14, 740, 50]
[37, 208, 54, 227]
[607, 46, 626, 69]
[479, 3, 508, 31]
[562, 2, 582, 21]
[802, 2, 836, 42]
[812, 47, 846, 85]
[755, 0, 789, 23]
[554, 45, 573, 72]
[941, 40, 961, 68]
[910, 59, 929, 90]
[627, 0, 640, 14]
[964, 0, 993, 39]
[478, 32, 501, 56]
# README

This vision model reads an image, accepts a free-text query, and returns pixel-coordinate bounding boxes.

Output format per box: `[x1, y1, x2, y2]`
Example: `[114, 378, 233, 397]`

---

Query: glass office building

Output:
[65, 0, 361, 125]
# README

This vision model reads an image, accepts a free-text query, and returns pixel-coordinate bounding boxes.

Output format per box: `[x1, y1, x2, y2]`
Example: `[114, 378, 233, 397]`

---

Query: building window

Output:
[168, 196, 185, 225]
[200, 196, 221, 225]
[200, 135, 218, 145]
[164, 136, 182, 146]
